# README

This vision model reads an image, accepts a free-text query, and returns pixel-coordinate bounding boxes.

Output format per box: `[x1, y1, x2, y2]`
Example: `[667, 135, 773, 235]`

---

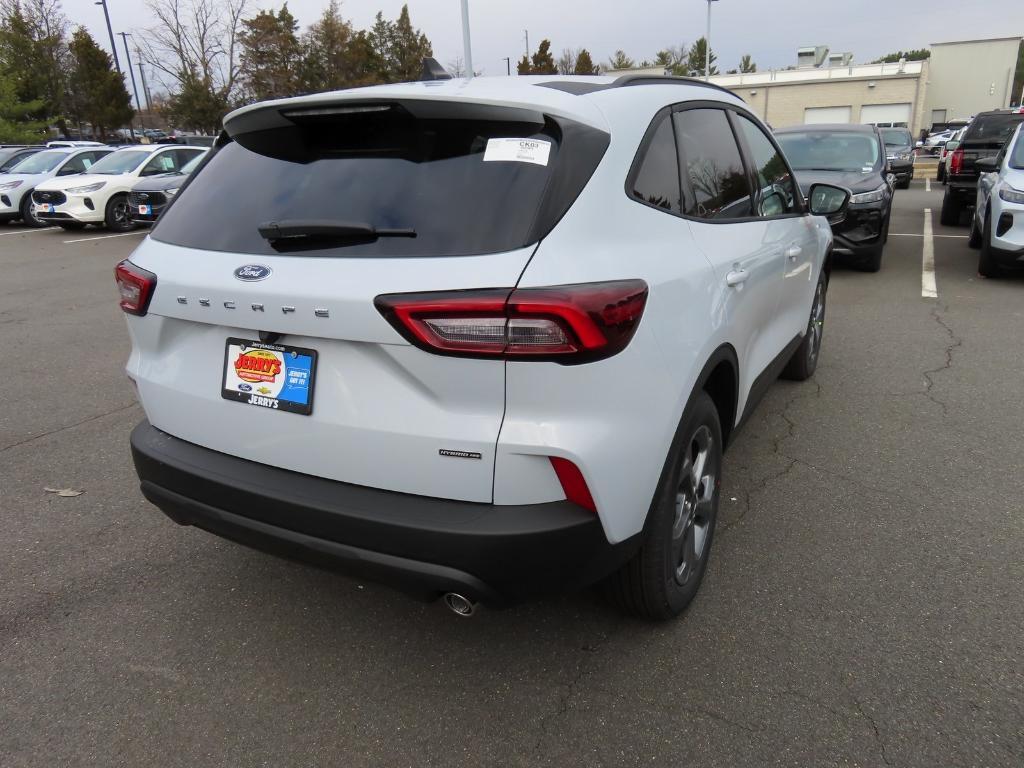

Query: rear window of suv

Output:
[153, 109, 583, 258]
[963, 113, 1024, 143]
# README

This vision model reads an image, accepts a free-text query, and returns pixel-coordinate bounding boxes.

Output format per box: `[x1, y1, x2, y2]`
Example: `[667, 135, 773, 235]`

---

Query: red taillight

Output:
[549, 457, 597, 513]
[375, 280, 648, 363]
[115, 260, 157, 316]
[950, 148, 964, 176]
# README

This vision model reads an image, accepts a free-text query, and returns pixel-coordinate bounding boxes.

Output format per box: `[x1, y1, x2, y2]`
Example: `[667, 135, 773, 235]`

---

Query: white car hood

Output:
[35, 172, 133, 193]
[1004, 166, 1024, 192]
[0, 171, 50, 187]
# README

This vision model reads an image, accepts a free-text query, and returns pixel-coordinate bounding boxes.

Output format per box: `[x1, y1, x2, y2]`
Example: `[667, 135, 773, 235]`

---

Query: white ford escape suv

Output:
[118, 74, 849, 620]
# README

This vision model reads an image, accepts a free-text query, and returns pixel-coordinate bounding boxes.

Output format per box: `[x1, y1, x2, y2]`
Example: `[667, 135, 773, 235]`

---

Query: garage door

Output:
[861, 103, 911, 127]
[804, 106, 852, 124]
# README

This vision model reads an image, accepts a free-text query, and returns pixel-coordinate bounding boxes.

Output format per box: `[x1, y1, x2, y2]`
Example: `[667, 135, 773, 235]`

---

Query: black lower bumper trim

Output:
[130, 422, 639, 605]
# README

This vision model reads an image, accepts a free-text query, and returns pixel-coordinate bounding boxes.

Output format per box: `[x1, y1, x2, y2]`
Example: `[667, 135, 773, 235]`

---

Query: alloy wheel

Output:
[806, 279, 826, 365]
[671, 424, 717, 586]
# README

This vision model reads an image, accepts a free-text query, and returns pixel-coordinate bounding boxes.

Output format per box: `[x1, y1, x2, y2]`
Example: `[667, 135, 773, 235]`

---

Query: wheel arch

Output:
[695, 343, 739, 449]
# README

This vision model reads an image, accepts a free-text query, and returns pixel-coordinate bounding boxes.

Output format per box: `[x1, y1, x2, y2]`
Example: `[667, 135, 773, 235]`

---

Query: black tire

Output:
[606, 391, 722, 621]
[781, 271, 827, 381]
[937, 165, 945, 183]
[897, 177, 911, 190]
[967, 215, 982, 249]
[19, 191, 47, 228]
[104, 194, 135, 232]
[978, 213, 1002, 278]
[940, 190, 960, 226]
[56, 221, 86, 230]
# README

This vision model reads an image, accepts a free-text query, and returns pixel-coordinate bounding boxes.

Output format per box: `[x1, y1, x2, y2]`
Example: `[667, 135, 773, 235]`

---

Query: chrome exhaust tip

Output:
[443, 592, 477, 617]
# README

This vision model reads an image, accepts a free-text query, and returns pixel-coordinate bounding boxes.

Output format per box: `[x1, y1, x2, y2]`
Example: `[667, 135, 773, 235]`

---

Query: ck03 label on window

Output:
[221, 338, 318, 415]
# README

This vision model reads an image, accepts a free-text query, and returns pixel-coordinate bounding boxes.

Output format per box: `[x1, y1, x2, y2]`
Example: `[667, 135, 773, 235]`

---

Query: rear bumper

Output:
[130, 421, 638, 606]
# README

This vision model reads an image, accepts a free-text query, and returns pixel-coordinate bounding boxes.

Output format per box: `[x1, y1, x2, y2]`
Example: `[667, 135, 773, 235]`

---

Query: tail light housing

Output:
[115, 260, 157, 316]
[950, 148, 964, 176]
[375, 280, 648, 364]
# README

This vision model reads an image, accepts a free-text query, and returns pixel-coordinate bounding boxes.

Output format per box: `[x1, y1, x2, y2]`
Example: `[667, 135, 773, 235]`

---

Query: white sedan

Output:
[32, 144, 205, 231]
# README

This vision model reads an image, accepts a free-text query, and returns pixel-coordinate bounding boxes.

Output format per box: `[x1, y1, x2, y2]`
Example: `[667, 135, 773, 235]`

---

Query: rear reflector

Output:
[375, 280, 648, 363]
[549, 457, 597, 513]
[115, 260, 157, 316]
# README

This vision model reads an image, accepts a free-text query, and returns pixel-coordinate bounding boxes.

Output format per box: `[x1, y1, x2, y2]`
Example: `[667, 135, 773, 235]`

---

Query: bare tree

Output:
[138, 0, 248, 105]
[557, 48, 577, 75]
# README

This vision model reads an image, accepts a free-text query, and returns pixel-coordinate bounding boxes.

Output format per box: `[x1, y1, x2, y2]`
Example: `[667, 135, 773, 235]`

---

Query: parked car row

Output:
[0, 143, 207, 230]
[937, 109, 1024, 277]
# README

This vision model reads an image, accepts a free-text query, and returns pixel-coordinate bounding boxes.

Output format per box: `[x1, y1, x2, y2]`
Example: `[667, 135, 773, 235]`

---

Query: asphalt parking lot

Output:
[2, 180, 1023, 767]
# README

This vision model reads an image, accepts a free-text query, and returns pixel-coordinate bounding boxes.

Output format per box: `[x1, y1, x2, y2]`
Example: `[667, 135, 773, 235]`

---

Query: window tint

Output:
[154, 114, 574, 258]
[964, 114, 1024, 143]
[629, 114, 681, 214]
[141, 150, 183, 175]
[735, 115, 799, 217]
[61, 153, 96, 174]
[673, 109, 752, 219]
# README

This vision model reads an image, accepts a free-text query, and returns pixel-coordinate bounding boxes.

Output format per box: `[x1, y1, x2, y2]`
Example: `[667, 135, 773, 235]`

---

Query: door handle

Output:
[785, 245, 803, 261]
[726, 268, 749, 287]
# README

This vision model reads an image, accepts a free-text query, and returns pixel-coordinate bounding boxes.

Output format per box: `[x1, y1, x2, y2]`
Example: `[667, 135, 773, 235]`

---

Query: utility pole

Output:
[136, 48, 154, 115]
[705, 0, 719, 81]
[503, 56, 511, 76]
[118, 32, 143, 137]
[94, 0, 120, 73]
[459, 0, 473, 80]
[524, 29, 529, 58]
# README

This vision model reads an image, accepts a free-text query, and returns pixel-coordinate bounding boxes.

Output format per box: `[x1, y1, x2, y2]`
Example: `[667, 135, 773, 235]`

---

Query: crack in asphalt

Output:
[0, 401, 140, 455]
[532, 619, 621, 757]
[850, 693, 893, 767]
[722, 381, 821, 531]
[920, 304, 963, 415]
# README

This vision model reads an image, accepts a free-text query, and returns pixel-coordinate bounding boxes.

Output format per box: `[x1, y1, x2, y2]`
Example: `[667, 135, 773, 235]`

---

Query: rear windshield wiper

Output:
[257, 220, 416, 242]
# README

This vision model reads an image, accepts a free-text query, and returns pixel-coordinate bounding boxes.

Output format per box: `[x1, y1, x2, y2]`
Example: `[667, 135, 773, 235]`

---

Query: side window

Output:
[177, 148, 203, 167]
[141, 151, 178, 175]
[59, 154, 88, 175]
[735, 115, 799, 217]
[673, 109, 753, 219]
[629, 113, 682, 215]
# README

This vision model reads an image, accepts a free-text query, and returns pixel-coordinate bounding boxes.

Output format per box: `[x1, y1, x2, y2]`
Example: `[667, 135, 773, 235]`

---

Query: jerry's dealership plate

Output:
[221, 338, 317, 415]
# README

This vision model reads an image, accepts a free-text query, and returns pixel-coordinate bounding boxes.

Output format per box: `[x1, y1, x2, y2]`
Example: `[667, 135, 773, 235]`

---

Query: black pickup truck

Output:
[941, 109, 1024, 226]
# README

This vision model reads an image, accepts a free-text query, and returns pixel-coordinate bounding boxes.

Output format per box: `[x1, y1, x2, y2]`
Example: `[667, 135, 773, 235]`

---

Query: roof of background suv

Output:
[223, 75, 746, 139]
[775, 123, 879, 134]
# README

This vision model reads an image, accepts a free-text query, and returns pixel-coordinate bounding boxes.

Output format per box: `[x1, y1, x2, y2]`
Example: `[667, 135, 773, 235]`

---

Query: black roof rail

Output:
[610, 74, 742, 100]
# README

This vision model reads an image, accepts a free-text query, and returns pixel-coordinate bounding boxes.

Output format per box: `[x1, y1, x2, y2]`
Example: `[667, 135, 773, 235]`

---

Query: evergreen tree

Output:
[655, 46, 686, 75]
[873, 49, 930, 64]
[0, 0, 68, 130]
[165, 74, 228, 134]
[66, 28, 132, 138]
[529, 39, 556, 75]
[574, 49, 598, 75]
[389, 4, 431, 82]
[239, 4, 302, 101]
[739, 54, 756, 73]
[299, 0, 356, 92]
[686, 37, 717, 77]
[607, 50, 635, 70]
[0, 71, 45, 142]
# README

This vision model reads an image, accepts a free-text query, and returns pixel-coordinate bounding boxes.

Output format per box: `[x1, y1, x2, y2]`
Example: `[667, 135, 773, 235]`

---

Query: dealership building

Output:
[610, 37, 1022, 134]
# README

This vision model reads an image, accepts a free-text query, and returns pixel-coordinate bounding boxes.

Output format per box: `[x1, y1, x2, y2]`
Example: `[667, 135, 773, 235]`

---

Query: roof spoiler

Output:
[420, 57, 453, 82]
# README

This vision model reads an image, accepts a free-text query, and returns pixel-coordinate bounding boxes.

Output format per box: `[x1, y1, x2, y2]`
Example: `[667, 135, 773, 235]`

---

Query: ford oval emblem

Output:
[234, 264, 272, 282]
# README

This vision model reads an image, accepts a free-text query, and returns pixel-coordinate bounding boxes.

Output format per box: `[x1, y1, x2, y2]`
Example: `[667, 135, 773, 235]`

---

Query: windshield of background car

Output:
[178, 154, 204, 174]
[153, 111, 573, 257]
[963, 114, 1024, 143]
[776, 131, 881, 172]
[880, 128, 913, 149]
[8, 150, 65, 174]
[88, 150, 151, 175]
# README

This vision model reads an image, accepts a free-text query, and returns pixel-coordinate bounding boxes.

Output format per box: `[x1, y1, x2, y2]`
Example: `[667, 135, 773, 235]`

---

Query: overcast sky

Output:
[75, 0, 1023, 85]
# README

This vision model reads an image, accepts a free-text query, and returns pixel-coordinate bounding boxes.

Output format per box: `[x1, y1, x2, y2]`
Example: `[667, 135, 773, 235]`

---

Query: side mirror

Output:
[808, 183, 850, 219]
[975, 156, 1000, 173]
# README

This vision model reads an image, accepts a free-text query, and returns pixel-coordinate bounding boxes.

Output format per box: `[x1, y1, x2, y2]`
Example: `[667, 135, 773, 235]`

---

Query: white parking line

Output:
[922, 208, 937, 299]
[925, 178, 931, 192]
[62, 231, 146, 245]
[0, 227, 58, 237]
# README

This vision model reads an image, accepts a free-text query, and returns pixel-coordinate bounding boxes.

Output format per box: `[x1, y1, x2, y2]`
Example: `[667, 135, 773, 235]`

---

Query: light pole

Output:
[459, 0, 473, 80]
[118, 32, 143, 137]
[136, 48, 154, 115]
[503, 56, 511, 76]
[705, 0, 719, 81]
[94, 0, 120, 73]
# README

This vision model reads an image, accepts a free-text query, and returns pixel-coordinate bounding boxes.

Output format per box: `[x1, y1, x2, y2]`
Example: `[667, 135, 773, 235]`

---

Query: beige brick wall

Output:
[729, 74, 926, 134]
